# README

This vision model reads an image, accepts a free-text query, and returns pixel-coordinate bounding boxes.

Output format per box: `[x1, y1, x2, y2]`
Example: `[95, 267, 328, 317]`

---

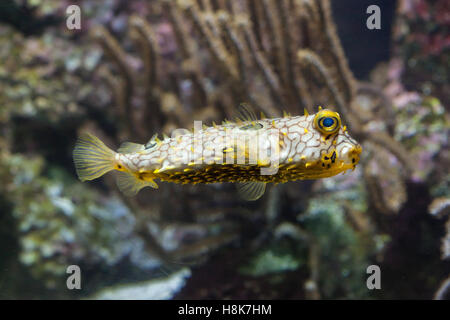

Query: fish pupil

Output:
[322, 117, 334, 127]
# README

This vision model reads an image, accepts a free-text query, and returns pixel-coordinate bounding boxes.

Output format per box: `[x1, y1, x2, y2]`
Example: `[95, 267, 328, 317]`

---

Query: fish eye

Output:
[322, 117, 335, 127]
[314, 110, 341, 134]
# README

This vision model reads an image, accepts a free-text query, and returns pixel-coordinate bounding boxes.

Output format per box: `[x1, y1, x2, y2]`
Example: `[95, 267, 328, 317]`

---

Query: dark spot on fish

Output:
[322, 163, 325, 167]
[325, 134, 332, 140]
[352, 158, 356, 164]
[117, 164, 122, 169]
[324, 156, 329, 160]
[331, 151, 337, 163]
[327, 164, 331, 169]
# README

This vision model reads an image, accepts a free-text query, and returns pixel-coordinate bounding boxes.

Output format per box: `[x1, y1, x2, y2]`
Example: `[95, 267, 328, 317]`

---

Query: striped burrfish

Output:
[73, 107, 362, 200]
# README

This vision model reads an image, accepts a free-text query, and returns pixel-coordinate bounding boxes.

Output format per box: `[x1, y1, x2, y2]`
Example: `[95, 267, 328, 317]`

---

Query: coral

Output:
[0, 145, 148, 289]
[0, 0, 448, 299]
[0, 25, 98, 123]
[393, 0, 450, 106]
[429, 196, 450, 260]
[430, 195, 450, 299]
[89, 268, 191, 300]
[88, 0, 412, 250]
[301, 197, 374, 299]
[0, 4, 155, 295]
[239, 241, 304, 277]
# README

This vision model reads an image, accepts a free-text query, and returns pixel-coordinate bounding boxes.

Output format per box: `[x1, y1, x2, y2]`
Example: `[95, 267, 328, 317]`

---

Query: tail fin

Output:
[73, 133, 116, 181]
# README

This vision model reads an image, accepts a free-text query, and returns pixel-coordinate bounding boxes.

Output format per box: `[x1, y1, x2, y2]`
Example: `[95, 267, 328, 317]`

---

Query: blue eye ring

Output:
[314, 110, 341, 134]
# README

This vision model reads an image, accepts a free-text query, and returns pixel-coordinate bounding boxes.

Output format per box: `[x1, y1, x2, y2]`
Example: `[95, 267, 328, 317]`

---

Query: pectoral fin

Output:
[237, 181, 266, 201]
[116, 171, 158, 196]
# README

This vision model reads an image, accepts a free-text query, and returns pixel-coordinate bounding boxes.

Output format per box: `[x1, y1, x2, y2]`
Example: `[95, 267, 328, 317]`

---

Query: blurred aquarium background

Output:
[0, 0, 448, 299]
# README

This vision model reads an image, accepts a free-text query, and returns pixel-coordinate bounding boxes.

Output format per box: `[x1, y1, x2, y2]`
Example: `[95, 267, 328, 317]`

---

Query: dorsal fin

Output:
[118, 142, 144, 154]
[234, 103, 265, 131]
[237, 181, 266, 201]
[234, 103, 258, 123]
[147, 133, 163, 147]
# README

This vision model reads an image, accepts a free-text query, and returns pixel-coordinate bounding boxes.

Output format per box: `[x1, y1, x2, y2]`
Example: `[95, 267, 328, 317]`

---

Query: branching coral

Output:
[3, 0, 446, 298]
[0, 138, 144, 290]
[82, 0, 421, 298]
[92, 1, 417, 197]
[393, 0, 449, 106]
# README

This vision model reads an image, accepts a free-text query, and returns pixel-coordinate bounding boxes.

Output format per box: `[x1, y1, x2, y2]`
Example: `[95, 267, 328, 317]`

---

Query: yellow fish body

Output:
[73, 108, 361, 200]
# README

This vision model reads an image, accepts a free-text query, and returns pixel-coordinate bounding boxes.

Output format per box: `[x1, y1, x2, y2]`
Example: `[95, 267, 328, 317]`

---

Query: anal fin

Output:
[116, 171, 158, 196]
[237, 181, 266, 201]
